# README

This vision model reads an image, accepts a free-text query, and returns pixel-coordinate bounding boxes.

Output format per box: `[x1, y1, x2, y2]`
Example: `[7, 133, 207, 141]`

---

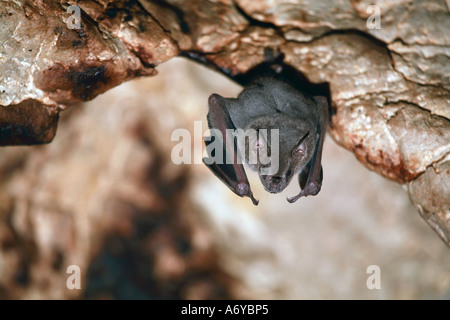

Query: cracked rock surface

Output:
[0, 0, 449, 245]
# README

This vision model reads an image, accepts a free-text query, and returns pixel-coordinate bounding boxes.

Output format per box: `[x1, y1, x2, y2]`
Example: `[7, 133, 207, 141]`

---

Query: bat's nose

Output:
[267, 176, 287, 193]
[261, 175, 287, 194]
[269, 176, 284, 185]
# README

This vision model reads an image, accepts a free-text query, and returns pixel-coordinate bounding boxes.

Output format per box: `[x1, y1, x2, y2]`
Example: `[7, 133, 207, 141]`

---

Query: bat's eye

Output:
[292, 144, 307, 158]
[294, 148, 304, 157]
[292, 131, 309, 157]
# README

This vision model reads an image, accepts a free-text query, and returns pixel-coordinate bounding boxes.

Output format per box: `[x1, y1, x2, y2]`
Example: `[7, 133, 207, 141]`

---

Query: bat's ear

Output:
[208, 94, 226, 107]
[291, 131, 309, 157]
[313, 96, 327, 107]
[205, 92, 259, 206]
[208, 94, 227, 124]
[313, 96, 329, 122]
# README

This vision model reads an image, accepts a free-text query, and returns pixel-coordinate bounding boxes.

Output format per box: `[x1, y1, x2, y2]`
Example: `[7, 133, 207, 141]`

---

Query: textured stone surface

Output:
[388, 41, 450, 91]
[0, 100, 59, 145]
[0, 1, 449, 244]
[409, 160, 450, 245]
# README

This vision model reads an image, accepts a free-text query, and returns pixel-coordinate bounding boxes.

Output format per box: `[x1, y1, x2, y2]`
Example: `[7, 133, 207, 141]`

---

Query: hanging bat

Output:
[203, 77, 328, 205]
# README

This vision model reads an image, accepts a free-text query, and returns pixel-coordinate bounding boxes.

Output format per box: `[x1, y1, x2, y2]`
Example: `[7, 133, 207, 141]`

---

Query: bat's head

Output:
[241, 116, 313, 194]
[260, 130, 310, 194]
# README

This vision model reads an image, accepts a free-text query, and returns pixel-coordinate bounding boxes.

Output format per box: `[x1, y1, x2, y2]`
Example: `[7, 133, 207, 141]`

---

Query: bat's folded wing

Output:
[203, 94, 259, 206]
[287, 96, 328, 203]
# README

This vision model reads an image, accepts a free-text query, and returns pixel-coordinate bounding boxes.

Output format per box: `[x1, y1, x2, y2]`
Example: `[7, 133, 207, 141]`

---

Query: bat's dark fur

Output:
[203, 77, 328, 205]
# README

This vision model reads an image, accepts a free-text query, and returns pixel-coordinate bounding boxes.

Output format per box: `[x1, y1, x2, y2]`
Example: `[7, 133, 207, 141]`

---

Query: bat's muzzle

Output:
[262, 175, 287, 194]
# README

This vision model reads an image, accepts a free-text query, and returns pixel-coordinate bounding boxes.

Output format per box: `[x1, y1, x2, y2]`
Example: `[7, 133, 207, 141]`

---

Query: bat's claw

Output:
[236, 182, 259, 206]
[250, 194, 259, 206]
[287, 183, 321, 203]
[286, 193, 302, 203]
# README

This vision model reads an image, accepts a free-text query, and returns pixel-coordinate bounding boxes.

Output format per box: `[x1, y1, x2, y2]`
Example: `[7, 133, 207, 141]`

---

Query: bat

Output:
[203, 77, 328, 205]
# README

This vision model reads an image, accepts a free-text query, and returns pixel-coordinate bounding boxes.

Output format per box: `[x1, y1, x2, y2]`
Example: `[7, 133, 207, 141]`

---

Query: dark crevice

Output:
[145, 0, 190, 34]
[390, 36, 450, 48]
[232, 1, 281, 31]
[386, 46, 450, 95]
[131, 0, 185, 61]
[231, 0, 289, 44]
[137, 57, 156, 69]
[291, 27, 389, 48]
[133, 0, 170, 34]
[179, 51, 234, 77]
[385, 99, 450, 123]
